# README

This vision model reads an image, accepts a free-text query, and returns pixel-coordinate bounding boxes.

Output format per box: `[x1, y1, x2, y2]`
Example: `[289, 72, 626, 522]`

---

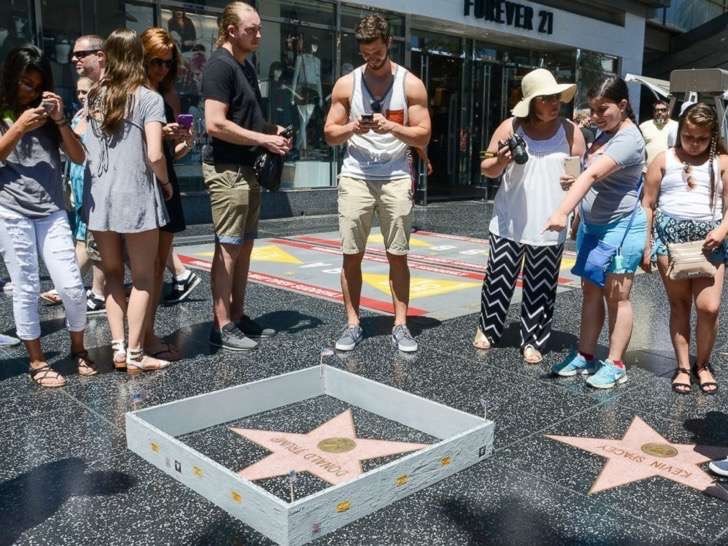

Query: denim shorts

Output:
[576, 207, 648, 275]
[651, 209, 727, 264]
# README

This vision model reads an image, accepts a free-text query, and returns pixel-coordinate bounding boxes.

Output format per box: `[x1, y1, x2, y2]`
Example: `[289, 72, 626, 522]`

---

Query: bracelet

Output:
[55, 118, 68, 127]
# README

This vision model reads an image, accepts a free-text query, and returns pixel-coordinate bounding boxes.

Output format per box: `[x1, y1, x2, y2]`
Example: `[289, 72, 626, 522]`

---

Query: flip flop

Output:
[40, 290, 62, 305]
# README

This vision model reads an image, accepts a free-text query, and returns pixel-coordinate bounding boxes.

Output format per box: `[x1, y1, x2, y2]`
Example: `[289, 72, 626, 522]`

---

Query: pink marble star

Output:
[547, 416, 728, 501]
[230, 409, 427, 485]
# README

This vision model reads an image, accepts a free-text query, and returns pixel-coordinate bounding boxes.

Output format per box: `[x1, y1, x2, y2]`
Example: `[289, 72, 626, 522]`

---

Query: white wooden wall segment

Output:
[126, 413, 290, 544]
[286, 424, 495, 546]
[133, 367, 323, 437]
[323, 366, 489, 439]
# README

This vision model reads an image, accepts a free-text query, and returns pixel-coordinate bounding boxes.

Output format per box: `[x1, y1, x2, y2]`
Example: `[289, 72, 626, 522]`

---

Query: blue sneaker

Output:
[551, 351, 598, 377]
[586, 360, 628, 389]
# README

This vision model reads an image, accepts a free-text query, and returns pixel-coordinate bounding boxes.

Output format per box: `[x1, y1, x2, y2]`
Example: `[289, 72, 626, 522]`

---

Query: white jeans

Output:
[0, 206, 86, 340]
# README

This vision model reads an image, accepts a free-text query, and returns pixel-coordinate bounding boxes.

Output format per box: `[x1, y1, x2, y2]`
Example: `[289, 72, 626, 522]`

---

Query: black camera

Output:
[502, 133, 528, 165]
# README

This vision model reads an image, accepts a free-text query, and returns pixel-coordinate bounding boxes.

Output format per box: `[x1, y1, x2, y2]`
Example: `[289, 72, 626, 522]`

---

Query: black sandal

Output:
[72, 350, 97, 377]
[671, 367, 692, 395]
[695, 363, 718, 395]
[29, 365, 66, 388]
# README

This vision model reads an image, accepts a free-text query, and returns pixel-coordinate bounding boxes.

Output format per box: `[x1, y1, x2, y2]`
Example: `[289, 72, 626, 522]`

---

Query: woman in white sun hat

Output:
[474, 68, 585, 364]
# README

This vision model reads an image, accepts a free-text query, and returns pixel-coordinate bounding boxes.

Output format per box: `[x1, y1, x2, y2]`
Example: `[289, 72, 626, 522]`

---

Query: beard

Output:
[367, 53, 390, 72]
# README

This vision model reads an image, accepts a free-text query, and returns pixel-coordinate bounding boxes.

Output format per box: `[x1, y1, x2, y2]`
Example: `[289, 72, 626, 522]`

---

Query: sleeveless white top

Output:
[489, 122, 571, 246]
[659, 148, 723, 221]
[340, 65, 410, 181]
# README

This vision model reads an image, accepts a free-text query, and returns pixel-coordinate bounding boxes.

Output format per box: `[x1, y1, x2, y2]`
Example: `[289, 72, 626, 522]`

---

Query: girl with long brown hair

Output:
[642, 103, 728, 394]
[82, 28, 172, 374]
[140, 27, 195, 361]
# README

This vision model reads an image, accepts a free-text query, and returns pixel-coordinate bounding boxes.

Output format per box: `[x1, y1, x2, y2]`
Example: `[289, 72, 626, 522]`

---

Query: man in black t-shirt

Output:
[202, 1, 291, 351]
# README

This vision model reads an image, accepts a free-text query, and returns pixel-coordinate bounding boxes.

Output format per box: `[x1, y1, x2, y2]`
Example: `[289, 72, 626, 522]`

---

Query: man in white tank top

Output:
[324, 14, 431, 353]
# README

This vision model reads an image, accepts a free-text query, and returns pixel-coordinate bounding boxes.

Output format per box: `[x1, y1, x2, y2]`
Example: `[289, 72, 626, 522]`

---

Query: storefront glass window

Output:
[257, 20, 335, 188]
[0, 1, 35, 66]
[259, 0, 335, 28]
[340, 4, 404, 35]
[576, 50, 619, 108]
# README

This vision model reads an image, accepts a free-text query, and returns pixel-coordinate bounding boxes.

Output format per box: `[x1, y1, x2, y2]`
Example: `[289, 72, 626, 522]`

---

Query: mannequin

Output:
[267, 61, 295, 128]
[291, 37, 323, 154]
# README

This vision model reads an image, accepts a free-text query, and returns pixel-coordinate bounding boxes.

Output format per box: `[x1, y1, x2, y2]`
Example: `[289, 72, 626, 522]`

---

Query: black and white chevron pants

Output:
[478, 233, 564, 351]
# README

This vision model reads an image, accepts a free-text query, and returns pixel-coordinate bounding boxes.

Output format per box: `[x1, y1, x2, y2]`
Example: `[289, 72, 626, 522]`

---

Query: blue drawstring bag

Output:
[571, 177, 642, 288]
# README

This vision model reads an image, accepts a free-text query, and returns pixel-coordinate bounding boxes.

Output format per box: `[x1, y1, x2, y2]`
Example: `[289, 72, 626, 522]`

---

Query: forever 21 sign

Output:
[464, 0, 554, 35]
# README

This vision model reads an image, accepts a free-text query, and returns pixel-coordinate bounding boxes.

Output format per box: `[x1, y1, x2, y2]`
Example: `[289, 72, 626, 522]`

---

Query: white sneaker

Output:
[709, 457, 728, 477]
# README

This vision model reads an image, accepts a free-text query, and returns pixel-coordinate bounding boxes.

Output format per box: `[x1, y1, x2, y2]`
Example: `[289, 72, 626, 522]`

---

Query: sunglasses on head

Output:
[71, 49, 100, 61]
[150, 58, 174, 69]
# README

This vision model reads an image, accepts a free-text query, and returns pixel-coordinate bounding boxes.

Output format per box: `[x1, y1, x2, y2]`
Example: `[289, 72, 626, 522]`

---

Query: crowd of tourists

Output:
[1, 2, 726, 474]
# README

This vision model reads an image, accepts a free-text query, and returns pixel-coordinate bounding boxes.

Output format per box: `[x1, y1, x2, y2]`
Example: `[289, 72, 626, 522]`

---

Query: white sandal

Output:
[111, 339, 127, 370]
[473, 327, 492, 350]
[126, 347, 170, 375]
[523, 344, 543, 364]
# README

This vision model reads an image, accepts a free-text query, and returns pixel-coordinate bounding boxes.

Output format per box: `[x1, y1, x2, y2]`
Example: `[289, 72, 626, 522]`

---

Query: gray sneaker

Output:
[209, 323, 258, 351]
[392, 325, 418, 353]
[237, 315, 276, 338]
[709, 457, 728, 477]
[335, 325, 364, 352]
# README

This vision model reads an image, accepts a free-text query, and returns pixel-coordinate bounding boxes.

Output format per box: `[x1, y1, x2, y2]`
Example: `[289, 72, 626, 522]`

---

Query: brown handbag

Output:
[666, 240, 717, 280]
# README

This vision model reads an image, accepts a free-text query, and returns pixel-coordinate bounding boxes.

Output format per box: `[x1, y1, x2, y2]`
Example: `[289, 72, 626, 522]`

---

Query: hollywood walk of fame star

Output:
[230, 409, 428, 485]
[547, 416, 728, 501]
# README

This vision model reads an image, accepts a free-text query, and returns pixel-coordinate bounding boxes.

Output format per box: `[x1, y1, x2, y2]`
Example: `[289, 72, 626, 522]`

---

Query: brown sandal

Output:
[72, 350, 97, 377]
[671, 367, 692, 395]
[29, 365, 66, 388]
[695, 364, 718, 395]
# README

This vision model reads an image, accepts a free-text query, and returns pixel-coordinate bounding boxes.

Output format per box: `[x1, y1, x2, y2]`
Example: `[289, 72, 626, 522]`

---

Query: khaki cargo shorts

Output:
[202, 163, 260, 245]
[337, 176, 414, 255]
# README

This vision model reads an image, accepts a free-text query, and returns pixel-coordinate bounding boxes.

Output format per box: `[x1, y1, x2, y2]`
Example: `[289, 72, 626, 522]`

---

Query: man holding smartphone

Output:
[202, 2, 291, 351]
[324, 14, 431, 353]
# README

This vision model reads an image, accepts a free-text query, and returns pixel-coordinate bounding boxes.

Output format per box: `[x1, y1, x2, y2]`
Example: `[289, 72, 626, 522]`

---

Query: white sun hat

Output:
[511, 68, 577, 118]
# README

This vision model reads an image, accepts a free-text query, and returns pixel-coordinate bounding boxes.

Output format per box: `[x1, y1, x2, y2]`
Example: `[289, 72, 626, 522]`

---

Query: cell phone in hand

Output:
[360, 114, 373, 122]
[176, 114, 193, 129]
[563, 156, 582, 179]
[40, 99, 54, 113]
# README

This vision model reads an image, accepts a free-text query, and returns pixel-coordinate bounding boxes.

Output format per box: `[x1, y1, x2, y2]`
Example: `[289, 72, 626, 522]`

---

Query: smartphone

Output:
[40, 99, 54, 113]
[360, 114, 373, 122]
[563, 156, 582, 179]
[280, 125, 294, 139]
[176, 114, 193, 129]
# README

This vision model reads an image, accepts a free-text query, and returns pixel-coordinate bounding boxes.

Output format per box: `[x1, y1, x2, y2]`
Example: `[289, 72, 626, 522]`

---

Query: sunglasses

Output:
[370, 99, 383, 113]
[150, 58, 174, 69]
[71, 49, 100, 61]
[535, 93, 561, 102]
[681, 162, 696, 191]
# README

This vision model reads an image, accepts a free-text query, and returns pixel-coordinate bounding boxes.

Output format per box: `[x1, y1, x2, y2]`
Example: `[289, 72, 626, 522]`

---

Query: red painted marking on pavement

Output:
[177, 254, 426, 316]
[294, 235, 483, 272]
[411, 230, 488, 244]
[271, 238, 484, 281]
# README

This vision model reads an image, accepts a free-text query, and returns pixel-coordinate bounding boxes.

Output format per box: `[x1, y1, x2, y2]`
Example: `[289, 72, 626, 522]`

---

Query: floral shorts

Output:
[651, 209, 727, 264]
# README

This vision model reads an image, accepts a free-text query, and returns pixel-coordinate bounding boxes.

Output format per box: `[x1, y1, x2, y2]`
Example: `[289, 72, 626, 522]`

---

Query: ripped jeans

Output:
[0, 206, 86, 340]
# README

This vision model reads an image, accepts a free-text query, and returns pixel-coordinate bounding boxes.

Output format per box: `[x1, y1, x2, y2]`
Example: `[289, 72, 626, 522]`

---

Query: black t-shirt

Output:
[201, 47, 269, 166]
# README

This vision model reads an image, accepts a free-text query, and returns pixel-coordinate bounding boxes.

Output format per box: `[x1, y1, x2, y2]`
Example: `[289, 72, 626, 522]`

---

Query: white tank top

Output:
[658, 148, 723, 221]
[489, 122, 571, 246]
[340, 65, 410, 181]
